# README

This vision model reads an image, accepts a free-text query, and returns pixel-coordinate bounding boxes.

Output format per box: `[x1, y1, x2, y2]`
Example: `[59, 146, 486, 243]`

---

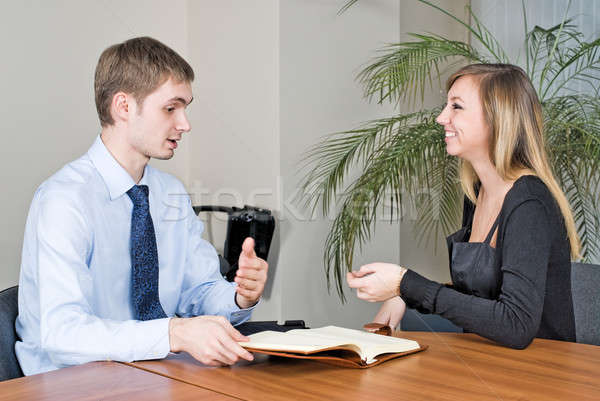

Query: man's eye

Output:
[452, 103, 462, 110]
[166, 107, 175, 112]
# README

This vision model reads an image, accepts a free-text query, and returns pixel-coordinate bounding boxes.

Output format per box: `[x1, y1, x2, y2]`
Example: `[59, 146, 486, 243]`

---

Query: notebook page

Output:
[242, 330, 360, 353]
[288, 326, 420, 363]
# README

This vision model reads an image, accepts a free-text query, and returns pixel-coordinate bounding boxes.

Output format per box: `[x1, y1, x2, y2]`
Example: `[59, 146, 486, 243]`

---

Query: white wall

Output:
[277, 0, 401, 327]
[395, 0, 469, 285]
[186, 0, 402, 326]
[1, 0, 469, 329]
[472, 0, 599, 64]
[186, 0, 281, 320]
[472, 0, 600, 98]
[0, 0, 189, 290]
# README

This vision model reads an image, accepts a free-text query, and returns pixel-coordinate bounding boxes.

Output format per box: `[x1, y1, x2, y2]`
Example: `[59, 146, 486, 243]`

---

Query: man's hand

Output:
[169, 316, 253, 366]
[346, 263, 407, 302]
[234, 237, 268, 309]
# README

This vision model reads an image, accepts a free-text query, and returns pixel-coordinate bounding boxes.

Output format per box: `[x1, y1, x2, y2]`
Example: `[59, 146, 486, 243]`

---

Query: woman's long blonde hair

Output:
[447, 64, 581, 259]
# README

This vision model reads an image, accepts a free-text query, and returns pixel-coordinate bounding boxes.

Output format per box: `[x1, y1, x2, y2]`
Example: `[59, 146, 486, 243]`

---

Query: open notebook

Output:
[240, 325, 426, 368]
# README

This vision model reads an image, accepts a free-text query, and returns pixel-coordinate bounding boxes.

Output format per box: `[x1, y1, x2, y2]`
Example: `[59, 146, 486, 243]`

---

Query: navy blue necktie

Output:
[127, 185, 167, 321]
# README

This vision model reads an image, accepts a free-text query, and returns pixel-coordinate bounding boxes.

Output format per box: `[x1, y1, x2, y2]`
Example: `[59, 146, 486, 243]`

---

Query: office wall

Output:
[187, 0, 468, 327]
[277, 0, 401, 327]
[186, 0, 401, 324]
[473, 0, 599, 64]
[0, 0, 190, 290]
[2, 0, 469, 328]
[395, 0, 469, 288]
[278, 0, 470, 327]
[186, 0, 282, 320]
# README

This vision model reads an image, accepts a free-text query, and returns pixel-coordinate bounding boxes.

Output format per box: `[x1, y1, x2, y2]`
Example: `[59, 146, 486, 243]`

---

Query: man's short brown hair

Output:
[94, 36, 194, 127]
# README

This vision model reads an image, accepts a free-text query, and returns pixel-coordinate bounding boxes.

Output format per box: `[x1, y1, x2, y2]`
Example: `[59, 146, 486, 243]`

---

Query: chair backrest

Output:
[401, 309, 462, 333]
[571, 263, 600, 346]
[0, 286, 23, 381]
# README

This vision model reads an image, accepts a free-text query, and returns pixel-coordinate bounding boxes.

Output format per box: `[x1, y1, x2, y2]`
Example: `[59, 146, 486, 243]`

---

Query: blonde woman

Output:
[347, 64, 579, 349]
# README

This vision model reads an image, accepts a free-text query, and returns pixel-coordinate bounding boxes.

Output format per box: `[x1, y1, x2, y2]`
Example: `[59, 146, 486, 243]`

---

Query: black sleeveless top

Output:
[400, 175, 576, 348]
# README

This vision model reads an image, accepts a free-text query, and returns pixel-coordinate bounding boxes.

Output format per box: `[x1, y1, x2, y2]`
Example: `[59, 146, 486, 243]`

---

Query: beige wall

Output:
[277, 0, 400, 327]
[276, 0, 469, 328]
[186, 0, 281, 320]
[0, 0, 189, 290]
[396, 0, 470, 286]
[1, 0, 468, 328]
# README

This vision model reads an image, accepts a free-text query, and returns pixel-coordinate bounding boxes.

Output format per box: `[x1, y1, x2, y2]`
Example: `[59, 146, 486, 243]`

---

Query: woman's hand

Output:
[346, 262, 407, 302]
[373, 297, 407, 330]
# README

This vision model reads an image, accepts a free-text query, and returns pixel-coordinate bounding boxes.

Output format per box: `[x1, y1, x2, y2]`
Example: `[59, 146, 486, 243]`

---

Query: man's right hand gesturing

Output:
[168, 316, 253, 366]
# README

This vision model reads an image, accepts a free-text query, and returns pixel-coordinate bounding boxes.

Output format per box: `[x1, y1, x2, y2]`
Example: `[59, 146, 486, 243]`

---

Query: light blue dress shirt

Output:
[16, 136, 254, 375]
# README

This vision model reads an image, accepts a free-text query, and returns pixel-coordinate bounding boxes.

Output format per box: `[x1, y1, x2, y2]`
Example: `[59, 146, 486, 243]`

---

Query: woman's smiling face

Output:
[436, 75, 492, 164]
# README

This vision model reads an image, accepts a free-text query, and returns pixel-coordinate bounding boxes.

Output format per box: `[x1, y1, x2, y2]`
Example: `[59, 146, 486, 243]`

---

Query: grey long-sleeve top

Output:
[400, 175, 576, 349]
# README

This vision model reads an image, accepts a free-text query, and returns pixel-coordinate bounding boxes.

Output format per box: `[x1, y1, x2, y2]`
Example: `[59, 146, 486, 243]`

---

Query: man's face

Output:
[127, 77, 193, 161]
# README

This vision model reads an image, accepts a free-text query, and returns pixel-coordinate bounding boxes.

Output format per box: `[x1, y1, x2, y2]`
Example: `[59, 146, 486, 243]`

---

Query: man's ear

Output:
[110, 92, 132, 123]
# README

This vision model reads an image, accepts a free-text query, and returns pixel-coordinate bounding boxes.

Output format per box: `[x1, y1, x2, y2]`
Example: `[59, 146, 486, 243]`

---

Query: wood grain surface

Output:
[126, 332, 600, 401]
[0, 361, 237, 401]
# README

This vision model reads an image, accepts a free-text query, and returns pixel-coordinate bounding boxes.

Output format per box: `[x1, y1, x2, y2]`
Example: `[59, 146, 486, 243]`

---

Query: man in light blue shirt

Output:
[16, 37, 268, 375]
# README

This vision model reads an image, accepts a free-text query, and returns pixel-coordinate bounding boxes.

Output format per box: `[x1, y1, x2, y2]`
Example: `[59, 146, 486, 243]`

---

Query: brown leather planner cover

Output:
[243, 344, 428, 368]
[243, 323, 428, 369]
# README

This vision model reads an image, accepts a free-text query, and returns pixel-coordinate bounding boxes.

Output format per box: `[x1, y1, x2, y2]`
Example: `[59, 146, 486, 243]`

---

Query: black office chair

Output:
[571, 262, 600, 346]
[0, 286, 23, 381]
[400, 308, 462, 332]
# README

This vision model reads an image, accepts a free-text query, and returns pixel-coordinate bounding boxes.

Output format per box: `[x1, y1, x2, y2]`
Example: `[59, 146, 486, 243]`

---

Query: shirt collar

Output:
[88, 135, 149, 200]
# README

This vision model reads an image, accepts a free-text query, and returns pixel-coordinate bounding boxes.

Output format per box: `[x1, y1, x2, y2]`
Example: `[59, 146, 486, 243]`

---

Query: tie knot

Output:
[127, 185, 149, 207]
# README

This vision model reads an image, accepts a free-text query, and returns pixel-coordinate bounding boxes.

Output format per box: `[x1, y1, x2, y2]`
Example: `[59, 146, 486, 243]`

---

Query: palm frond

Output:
[300, 112, 434, 216]
[414, 151, 462, 247]
[338, 0, 359, 15]
[544, 95, 600, 159]
[537, 2, 574, 92]
[542, 38, 600, 99]
[557, 158, 600, 260]
[357, 34, 484, 105]
[303, 0, 600, 300]
[466, 4, 510, 63]
[316, 109, 450, 298]
[545, 94, 600, 259]
[527, 19, 582, 89]
[522, 0, 530, 75]
[342, 0, 509, 65]
[416, 0, 508, 63]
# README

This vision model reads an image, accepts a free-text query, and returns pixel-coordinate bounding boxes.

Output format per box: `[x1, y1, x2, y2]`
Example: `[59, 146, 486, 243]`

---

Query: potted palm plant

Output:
[300, 0, 600, 300]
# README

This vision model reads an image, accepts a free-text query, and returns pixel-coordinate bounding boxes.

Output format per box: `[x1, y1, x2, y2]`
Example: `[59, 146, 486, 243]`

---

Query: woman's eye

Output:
[452, 103, 462, 110]
[166, 107, 175, 112]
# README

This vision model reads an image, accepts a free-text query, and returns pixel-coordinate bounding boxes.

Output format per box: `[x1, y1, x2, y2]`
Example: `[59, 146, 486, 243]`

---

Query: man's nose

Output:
[177, 113, 191, 132]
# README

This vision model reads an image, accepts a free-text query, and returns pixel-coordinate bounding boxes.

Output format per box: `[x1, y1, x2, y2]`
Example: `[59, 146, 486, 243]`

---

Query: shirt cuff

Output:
[400, 269, 443, 314]
[226, 290, 259, 326]
[132, 317, 171, 361]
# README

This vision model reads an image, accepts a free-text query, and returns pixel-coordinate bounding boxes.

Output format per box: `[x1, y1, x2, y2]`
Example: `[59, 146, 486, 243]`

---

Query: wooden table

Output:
[2, 332, 598, 400]
[125, 332, 600, 401]
[0, 360, 236, 401]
